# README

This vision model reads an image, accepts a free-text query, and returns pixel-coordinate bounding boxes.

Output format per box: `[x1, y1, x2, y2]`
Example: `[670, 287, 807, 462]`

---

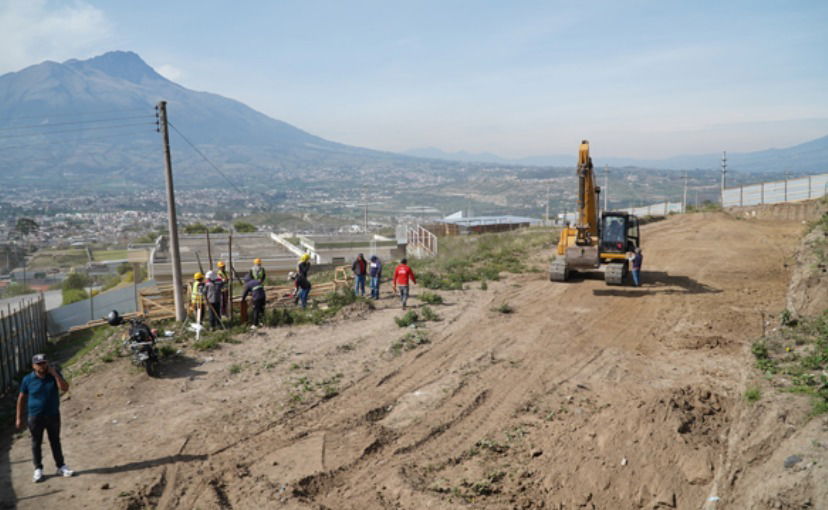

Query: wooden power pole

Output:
[157, 101, 186, 321]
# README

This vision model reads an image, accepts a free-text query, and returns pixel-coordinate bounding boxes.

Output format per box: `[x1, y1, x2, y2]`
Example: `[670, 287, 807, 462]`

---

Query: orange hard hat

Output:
[254, 258, 262, 265]
[217, 261, 225, 268]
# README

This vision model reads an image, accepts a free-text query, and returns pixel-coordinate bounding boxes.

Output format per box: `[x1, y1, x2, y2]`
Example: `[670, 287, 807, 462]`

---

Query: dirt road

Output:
[4, 211, 824, 509]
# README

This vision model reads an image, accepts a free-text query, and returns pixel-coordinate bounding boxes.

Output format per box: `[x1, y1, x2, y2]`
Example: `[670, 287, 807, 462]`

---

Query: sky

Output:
[1, 0, 827, 159]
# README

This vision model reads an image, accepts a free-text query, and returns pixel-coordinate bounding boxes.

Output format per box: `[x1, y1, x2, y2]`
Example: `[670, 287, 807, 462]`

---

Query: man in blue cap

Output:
[16, 353, 73, 482]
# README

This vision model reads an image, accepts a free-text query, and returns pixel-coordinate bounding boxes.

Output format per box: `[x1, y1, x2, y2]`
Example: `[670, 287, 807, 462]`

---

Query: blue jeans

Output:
[370, 276, 380, 299]
[354, 275, 366, 296]
[632, 269, 641, 286]
[398, 285, 409, 307]
[298, 287, 310, 308]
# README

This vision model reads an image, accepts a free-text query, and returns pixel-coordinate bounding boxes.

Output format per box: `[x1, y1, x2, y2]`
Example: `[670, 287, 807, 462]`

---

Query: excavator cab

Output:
[599, 212, 639, 254]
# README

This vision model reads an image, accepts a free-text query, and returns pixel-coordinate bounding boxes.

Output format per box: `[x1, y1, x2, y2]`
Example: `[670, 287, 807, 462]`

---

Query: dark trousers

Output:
[354, 275, 366, 296]
[28, 414, 64, 470]
[208, 300, 222, 329]
[252, 297, 265, 326]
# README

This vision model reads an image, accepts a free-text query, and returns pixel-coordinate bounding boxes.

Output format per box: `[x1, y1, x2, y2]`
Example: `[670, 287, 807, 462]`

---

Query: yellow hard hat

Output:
[253, 258, 262, 265]
[300, 253, 310, 262]
[194, 272, 204, 280]
[217, 261, 225, 268]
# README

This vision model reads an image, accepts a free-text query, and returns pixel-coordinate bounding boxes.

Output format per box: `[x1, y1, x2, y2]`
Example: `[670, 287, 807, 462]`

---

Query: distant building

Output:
[432, 211, 542, 235]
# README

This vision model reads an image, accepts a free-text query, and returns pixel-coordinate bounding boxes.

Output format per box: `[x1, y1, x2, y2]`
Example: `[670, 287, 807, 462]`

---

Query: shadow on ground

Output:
[591, 271, 721, 297]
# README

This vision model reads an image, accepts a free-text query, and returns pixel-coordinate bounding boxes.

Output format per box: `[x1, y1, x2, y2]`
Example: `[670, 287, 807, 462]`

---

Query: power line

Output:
[0, 130, 152, 151]
[0, 121, 156, 140]
[2, 106, 150, 121]
[0, 114, 155, 131]
[167, 121, 243, 194]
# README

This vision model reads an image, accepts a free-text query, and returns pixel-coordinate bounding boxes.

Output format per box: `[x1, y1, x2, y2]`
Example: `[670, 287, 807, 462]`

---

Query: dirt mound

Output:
[786, 217, 828, 318]
[5, 210, 827, 509]
[333, 300, 375, 321]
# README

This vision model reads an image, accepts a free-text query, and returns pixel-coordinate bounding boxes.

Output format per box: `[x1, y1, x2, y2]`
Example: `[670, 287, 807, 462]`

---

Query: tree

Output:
[234, 221, 257, 233]
[184, 223, 209, 234]
[15, 218, 39, 237]
[62, 272, 91, 291]
[209, 225, 227, 233]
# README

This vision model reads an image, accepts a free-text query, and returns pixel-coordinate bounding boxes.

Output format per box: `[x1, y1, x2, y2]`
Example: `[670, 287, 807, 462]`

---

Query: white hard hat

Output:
[205, 270, 216, 280]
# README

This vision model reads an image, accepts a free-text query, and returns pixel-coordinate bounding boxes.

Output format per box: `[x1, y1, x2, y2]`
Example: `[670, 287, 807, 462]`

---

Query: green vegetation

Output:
[28, 249, 88, 270]
[91, 249, 129, 261]
[411, 228, 553, 290]
[1, 282, 34, 298]
[263, 288, 374, 328]
[390, 330, 431, 355]
[233, 221, 257, 233]
[229, 363, 243, 374]
[61, 272, 92, 305]
[495, 303, 514, 314]
[751, 310, 828, 415]
[418, 291, 444, 305]
[288, 373, 343, 403]
[686, 200, 723, 213]
[395, 310, 419, 328]
[420, 305, 441, 322]
[744, 387, 761, 403]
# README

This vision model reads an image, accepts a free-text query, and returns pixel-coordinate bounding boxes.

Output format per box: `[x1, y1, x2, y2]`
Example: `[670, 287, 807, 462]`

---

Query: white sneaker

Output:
[57, 465, 74, 477]
[33, 468, 43, 482]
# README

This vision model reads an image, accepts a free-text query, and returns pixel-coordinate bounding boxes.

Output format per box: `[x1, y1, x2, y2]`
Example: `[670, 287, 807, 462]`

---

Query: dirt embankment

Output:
[3, 208, 827, 510]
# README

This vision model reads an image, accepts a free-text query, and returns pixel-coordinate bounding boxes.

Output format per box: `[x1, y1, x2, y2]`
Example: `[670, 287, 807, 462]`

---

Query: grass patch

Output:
[390, 330, 431, 355]
[744, 387, 761, 403]
[420, 305, 441, 322]
[410, 227, 555, 290]
[495, 303, 514, 314]
[229, 363, 243, 375]
[395, 310, 419, 328]
[262, 288, 372, 328]
[751, 309, 828, 415]
[419, 292, 444, 305]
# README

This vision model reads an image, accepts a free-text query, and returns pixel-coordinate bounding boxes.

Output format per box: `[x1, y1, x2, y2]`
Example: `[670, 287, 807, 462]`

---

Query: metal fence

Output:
[617, 201, 684, 217]
[0, 295, 48, 395]
[46, 281, 156, 335]
[723, 173, 828, 207]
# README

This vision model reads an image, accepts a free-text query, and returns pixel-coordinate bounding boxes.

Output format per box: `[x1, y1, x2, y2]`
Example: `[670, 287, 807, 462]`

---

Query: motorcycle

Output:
[107, 310, 160, 377]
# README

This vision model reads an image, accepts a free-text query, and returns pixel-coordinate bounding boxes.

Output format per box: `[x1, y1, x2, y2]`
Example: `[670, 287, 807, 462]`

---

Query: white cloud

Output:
[155, 64, 183, 82]
[0, 0, 112, 74]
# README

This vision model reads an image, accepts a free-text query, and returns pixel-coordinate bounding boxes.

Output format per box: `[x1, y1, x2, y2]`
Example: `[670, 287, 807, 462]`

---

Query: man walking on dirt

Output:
[392, 258, 416, 309]
[16, 354, 74, 483]
[369, 255, 383, 299]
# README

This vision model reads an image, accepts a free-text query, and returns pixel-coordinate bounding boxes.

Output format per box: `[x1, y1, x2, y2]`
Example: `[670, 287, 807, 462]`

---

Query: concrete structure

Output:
[296, 234, 403, 265]
[437, 212, 541, 234]
[150, 233, 300, 284]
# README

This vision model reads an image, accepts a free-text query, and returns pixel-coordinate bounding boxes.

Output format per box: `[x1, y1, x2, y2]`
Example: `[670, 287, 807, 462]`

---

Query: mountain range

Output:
[0, 50, 825, 194]
[406, 134, 828, 172]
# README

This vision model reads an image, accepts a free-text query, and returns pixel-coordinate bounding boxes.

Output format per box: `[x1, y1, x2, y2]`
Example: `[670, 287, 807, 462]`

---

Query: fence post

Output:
[739, 186, 743, 206]
[784, 178, 788, 202]
[761, 183, 765, 204]
[808, 176, 812, 199]
[0, 310, 7, 394]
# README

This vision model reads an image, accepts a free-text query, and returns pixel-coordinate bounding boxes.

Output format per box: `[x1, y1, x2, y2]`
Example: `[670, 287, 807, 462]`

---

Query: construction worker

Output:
[392, 258, 416, 309]
[369, 255, 383, 299]
[250, 258, 266, 283]
[352, 253, 367, 297]
[296, 253, 312, 308]
[216, 261, 230, 316]
[191, 272, 205, 324]
[203, 271, 223, 330]
[241, 274, 266, 328]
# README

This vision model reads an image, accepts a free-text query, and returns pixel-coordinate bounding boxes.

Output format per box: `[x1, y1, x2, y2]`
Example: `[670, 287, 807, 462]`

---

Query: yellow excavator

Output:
[550, 140, 640, 285]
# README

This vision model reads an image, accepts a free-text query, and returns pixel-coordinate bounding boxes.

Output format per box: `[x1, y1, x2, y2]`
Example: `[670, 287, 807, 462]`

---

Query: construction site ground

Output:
[2, 210, 827, 509]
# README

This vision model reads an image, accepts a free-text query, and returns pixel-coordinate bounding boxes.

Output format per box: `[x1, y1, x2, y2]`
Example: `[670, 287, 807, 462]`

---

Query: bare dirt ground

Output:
[4, 211, 827, 509]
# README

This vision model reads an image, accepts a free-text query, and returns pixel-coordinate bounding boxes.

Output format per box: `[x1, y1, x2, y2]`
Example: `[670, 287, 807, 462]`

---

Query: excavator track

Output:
[550, 259, 569, 282]
[604, 263, 626, 286]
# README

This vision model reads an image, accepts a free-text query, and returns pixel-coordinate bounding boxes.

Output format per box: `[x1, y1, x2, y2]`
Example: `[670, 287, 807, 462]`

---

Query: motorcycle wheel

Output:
[144, 358, 159, 377]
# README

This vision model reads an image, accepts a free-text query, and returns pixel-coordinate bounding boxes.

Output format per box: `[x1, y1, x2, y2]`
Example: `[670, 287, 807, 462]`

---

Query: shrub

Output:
[390, 330, 430, 355]
[420, 306, 441, 322]
[419, 291, 444, 305]
[751, 340, 769, 359]
[744, 387, 761, 403]
[395, 310, 419, 328]
[495, 303, 514, 314]
[62, 288, 88, 305]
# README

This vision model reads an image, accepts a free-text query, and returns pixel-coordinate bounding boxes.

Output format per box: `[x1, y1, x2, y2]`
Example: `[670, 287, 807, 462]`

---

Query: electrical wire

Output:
[0, 130, 152, 151]
[2, 106, 151, 121]
[167, 121, 244, 193]
[0, 121, 156, 140]
[0, 114, 155, 131]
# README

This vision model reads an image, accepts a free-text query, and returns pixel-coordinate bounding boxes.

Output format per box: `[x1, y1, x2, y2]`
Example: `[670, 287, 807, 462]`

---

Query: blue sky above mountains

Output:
[1, 1, 826, 159]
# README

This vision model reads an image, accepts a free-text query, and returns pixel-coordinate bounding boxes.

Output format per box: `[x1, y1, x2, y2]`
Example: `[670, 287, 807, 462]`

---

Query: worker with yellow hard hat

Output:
[295, 253, 312, 308]
[250, 258, 266, 283]
[191, 272, 205, 323]
[215, 261, 230, 316]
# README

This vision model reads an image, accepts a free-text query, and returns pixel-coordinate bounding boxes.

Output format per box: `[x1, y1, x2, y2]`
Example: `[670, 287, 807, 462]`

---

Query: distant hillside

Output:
[407, 135, 828, 173]
[0, 51, 426, 189]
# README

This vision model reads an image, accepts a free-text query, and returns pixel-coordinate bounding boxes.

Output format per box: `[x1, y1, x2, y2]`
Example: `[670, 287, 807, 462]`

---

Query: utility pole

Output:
[545, 185, 550, 225]
[682, 171, 688, 213]
[603, 164, 609, 212]
[364, 205, 368, 233]
[157, 101, 186, 322]
[720, 150, 727, 204]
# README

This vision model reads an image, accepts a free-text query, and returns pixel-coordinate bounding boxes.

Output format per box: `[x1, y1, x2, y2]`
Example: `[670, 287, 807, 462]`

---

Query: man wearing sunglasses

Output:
[16, 354, 74, 483]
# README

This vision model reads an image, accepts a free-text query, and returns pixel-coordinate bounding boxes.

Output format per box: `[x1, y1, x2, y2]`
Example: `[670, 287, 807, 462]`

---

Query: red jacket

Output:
[393, 264, 416, 286]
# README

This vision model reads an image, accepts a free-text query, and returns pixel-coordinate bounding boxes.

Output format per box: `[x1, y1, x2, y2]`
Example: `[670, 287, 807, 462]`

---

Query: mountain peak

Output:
[63, 50, 164, 84]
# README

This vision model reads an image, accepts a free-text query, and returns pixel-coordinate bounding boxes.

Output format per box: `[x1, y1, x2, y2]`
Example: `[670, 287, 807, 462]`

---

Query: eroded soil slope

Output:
[5, 211, 824, 510]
